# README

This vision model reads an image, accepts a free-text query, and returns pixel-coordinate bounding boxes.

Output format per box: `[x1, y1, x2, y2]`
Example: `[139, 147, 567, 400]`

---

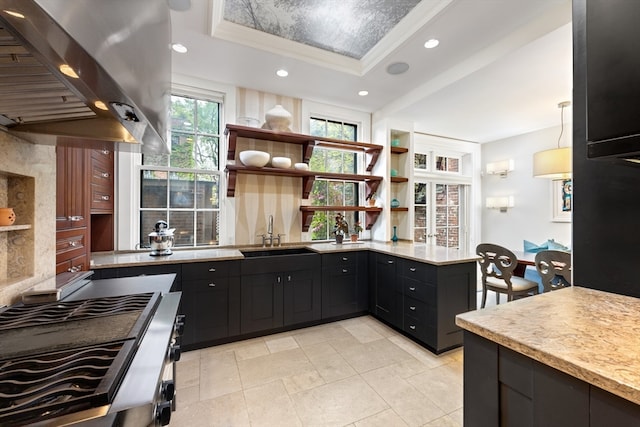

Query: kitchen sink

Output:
[240, 247, 316, 258]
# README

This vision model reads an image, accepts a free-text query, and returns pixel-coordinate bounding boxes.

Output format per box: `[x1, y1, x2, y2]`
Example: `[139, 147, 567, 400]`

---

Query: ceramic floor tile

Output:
[300, 341, 339, 360]
[342, 321, 385, 343]
[291, 376, 389, 426]
[424, 414, 461, 427]
[354, 408, 409, 427]
[336, 338, 414, 374]
[176, 356, 200, 389]
[265, 335, 300, 353]
[406, 363, 463, 414]
[309, 351, 358, 384]
[233, 338, 270, 361]
[362, 364, 445, 426]
[180, 349, 201, 362]
[361, 316, 400, 338]
[448, 407, 464, 426]
[175, 384, 200, 407]
[387, 335, 451, 369]
[282, 369, 326, 395]
[200, 350, 243, 400]
[292, 322, 353, 347]
[237, 348, 315, 389]
[244, 380, 302, 427]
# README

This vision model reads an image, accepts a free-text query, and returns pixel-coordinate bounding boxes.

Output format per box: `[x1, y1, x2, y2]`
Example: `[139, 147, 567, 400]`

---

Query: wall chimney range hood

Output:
[0, 0, 171, 153]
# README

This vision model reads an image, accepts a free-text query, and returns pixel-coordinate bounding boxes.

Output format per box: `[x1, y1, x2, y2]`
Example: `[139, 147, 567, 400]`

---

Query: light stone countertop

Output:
[90, 241, 478, 269]
[456, 287, 640, 405]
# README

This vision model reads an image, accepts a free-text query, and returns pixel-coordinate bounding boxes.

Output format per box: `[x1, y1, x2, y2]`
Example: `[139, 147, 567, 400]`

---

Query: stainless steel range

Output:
[0, 275, 182, 426]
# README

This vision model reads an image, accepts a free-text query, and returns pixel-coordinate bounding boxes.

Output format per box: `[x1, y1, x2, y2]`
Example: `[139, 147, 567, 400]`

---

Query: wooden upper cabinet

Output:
[89, 149, 114, 214]
[56, 146, 89, 231]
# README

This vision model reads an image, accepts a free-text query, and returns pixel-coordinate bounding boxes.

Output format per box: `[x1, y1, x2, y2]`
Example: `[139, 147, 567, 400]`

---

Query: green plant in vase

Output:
[334, 212, 349, 244]
[351, 221, 363, 242]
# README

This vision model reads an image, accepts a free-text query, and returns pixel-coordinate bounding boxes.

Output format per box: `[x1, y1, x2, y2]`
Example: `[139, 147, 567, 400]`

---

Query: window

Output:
[308, 117, 359, 240]
[414, 181, 464, 248]
[139, 94, 221, 247]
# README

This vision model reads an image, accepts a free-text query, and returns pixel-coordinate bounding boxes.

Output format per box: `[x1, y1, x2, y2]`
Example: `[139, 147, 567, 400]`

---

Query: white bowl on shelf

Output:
[271, 157, 292, 168]
[239, 150, 270, 167]
[294, 163, 309, 171]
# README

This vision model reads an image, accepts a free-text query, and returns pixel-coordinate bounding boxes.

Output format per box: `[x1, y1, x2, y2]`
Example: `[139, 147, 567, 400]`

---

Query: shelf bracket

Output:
[226, 168, 237, 197]
[365, 210, 381, 230]
[302, 175, 316, 199]
[226, 129, 238, 161]
[302, 141, 315, 163]
[365, 148, 380, 172]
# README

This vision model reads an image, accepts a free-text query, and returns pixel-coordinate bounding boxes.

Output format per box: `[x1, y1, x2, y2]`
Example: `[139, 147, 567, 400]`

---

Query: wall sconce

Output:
[486, 196, 514, 212]
[486, 159, 514, 177]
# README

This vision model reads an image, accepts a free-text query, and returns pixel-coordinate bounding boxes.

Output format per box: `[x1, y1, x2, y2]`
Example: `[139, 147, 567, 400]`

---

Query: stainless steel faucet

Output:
[260, 215, 277, 247]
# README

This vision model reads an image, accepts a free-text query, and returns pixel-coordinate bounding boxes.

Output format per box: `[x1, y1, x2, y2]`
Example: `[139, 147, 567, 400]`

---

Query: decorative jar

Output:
[0, 207, 16, 226]
[263, 105, 292, 132]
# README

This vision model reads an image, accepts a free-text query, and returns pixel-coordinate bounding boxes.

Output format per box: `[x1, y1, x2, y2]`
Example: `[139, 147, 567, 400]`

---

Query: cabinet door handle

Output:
[68, 241, 78, 247]
[409, 325, 416, 330]
[277, 276, 281, 283]
[101, 149, 110, 155]
[409, 267, 416, 272]
[101, 172, 110, 178]
[387, 260, 394, 264]
[68, 216, 83, 221]
[342, 257, 348, 261]
[101, 195, 110, 201]
[409, 287, 416, 292]
[208, 268, 216, 272]
[342, 269, 348, 273]
[409, 306, 416, 311]
[287, 275, 291, 282]
[208, 283, 216, 287]
[68, 266, 80, 273]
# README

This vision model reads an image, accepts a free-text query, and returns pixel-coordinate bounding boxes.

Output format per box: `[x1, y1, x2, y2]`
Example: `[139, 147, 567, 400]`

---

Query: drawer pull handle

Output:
[101, 172, 110, 178]
[68, 266, 80, 273]
[68, 216, 83, 221]
[409, 267, 416, 272]
[409, 287, 416, 291]
[101, 149, 110, 155]
[410, 306, 416, 311]
[342, 269, 348, 273]
[287, 275, 291, 282]
[68, 241, 78, 247]
[209, 268, 216, 272]
[208, 283, 216, 287]
[342, 257, 348, 261]
[387, 260, 394, 264]
[101, 195, 110, 201]
[409, 325, 416, 330]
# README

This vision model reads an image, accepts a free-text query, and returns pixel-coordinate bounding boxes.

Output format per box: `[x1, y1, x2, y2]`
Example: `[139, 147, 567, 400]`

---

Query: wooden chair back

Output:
[535, 250, 571, 292]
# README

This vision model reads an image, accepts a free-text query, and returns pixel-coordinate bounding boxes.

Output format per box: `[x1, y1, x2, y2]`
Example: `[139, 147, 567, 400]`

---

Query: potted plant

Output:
[351, 221, 363, 242]
[366, 192, 377, 207]
[334, 212, 349, 244]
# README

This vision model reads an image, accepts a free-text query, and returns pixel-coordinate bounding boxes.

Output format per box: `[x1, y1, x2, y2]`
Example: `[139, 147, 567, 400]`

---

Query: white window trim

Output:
[117, 75, 236, 250]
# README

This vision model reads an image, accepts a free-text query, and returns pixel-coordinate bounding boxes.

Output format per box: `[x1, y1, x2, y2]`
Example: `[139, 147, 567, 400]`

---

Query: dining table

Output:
[511, 250, 536, 277]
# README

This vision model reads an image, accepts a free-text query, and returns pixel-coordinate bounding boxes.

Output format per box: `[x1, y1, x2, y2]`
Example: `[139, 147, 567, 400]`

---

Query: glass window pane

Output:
[196, 211, 219, 246]
[170, 211, 194, 247]
[140, 211, 167, 246]
[435, 184, 446, 205]
[310, 180, 328, 206]
[194, 135, 219, 170]
[436, 206, 447, 227]
[169, 173, 195, 208]
[195, 174, 219, 209]
[344, 182, 357, 205]
[414, 206, 427, 227]
[310, 118, 326, 137]
[196, 99, 219, 135]
[414, 228, 427, 243]
[141, 171, 167, 208]
[170, 132, 195, 169]
[415, 153, 427, 169]
[448, 158, 459, 172]
[328, 181, 344, 205]
[326, 121, 343, 139]
[171, 95, 195, 133]
[310, 211, 329, 241]
[143, 152, 169, 167]
[415, 183, 427, 204]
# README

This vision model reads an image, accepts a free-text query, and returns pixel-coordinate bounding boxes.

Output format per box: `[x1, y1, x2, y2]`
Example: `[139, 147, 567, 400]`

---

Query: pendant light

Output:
[533, 101, 572, 179]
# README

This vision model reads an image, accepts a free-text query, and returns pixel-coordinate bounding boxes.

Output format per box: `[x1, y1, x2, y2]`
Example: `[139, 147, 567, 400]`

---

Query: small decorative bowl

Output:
[294, 163, 309, 171]
[271, 157, 292, 168]
[239, 150, 270, 167]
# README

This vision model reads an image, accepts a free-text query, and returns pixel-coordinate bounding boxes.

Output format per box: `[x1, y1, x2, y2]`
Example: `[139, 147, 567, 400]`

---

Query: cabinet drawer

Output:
[91, 148, 114, 163]
[183, 276, 231, 292]
[399, 259, 436, 282]
[403, 279, 434, 303]
[322, 252, 358, 269]
[56, 228, 88, 257]
[403, 314, 436, 344]
[90, 184, 113, 212]
[404, 296, 435, 324]
[182, 260, 240, 280]
[90, 159, 113, 185]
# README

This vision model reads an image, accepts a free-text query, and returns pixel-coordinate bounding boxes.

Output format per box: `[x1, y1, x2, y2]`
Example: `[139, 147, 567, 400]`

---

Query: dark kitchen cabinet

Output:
[56, 145, 89, 274]
[372, 253, 402, 326]
[463, 331, 640, 427]
[181, 261, 240, 349]
[240, 254, 321, 335]
[89, 148, 115, 252]
[321, 251, 368, 319]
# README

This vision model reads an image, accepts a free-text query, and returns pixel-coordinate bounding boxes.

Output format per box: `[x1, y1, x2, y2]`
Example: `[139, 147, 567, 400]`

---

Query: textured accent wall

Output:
[233, 88, 304, 245]
[0, 131, 56, 306]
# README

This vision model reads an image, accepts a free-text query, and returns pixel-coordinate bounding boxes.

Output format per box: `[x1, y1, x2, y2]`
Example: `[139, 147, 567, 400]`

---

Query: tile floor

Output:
[172, 315, 464, 427]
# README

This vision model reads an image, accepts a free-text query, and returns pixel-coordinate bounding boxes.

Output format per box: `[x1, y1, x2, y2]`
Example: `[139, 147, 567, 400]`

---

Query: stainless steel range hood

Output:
[0, 0, 171, 153]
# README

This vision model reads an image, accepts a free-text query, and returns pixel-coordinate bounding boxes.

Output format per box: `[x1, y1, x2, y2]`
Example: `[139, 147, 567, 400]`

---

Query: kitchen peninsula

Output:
[90, 241, 478, 354]
[456, 287, 640, 426]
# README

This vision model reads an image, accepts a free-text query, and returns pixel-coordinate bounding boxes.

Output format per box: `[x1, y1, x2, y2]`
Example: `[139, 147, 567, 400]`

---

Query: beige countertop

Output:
[91, 241, 478, 269]
[456, 287, 640, 405]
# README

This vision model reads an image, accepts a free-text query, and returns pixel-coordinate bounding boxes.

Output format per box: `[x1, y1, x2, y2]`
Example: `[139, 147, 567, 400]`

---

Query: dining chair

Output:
[534, 250, 572, 292]
[476, 243, 540, 308]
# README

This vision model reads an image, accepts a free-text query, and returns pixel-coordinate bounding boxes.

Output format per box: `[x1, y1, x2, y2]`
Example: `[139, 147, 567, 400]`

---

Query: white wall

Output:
[481, 125, 572, 251]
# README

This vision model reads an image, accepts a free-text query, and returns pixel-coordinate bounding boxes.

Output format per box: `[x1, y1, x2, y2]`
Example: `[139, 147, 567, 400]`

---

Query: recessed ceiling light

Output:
[276, 69, 289, 77]
[171, 43, 188, 54]
[4, 10, 25, 19]
[386, 62, 409, 75]
[59, 64, 79, 78]
[358, 90, 369, 96]
[424, 39, 440, 49]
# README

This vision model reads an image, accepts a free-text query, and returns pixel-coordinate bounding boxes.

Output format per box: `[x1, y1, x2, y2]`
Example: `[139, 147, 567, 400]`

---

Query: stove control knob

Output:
[174, 319, 185, 336]
[161, 380, 176, 400]
[169, 344, 181, 362]
[156, 401, 172, 426]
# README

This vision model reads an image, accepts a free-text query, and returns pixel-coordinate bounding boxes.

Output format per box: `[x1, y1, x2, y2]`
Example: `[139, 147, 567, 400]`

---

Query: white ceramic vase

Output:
[263, 105, 292, 131]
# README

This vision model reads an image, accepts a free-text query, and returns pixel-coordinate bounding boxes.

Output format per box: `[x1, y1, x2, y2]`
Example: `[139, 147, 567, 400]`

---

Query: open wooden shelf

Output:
[390, 176, 409, 183]
[299, 206, 383, 232]
[390, 146, 409, 154]
[225, 124, 383, 171]
[225, 164, 383, 198]
[0, 224, 31, 232]
[390, 207, 409, 212]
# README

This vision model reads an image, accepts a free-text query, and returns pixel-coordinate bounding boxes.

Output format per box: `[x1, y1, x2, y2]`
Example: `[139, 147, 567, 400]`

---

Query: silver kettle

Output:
[149, 220, 175, 256]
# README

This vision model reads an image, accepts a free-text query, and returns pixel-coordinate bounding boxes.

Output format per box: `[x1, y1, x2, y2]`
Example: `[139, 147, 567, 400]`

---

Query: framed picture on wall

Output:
[552, 179, 572, 222]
